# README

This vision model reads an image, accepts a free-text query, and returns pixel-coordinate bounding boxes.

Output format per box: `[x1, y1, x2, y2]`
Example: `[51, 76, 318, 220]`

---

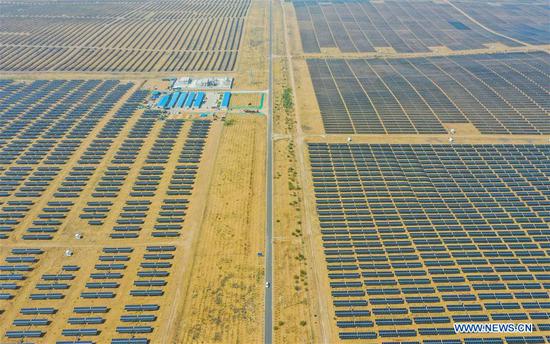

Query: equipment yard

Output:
[0, 0, 549, 343]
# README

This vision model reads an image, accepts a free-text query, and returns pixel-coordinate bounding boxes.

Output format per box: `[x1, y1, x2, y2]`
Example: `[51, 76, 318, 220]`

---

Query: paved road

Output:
[264, 0, 274, 343]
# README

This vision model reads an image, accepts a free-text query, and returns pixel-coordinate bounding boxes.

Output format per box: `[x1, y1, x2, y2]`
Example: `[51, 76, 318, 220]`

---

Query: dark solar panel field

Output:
[293, 0, 523, 54]
[309, 143, 550, 342]
[454, 1, 550, 46]
[0, 79, 215, 342]
[0, 0, 250, 72]
[307, 52, 550, 135]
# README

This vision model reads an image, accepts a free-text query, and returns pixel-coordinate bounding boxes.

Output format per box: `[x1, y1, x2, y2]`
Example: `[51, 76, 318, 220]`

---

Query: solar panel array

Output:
[309, 143, 550, 342]
[0, 78, 215, 342]
[453, 1, 549, 46]
[0, 79, 135, 240]
[293, 0, 522, 54]
[307, 52, 550, 135]
[0, 245, 179, 343]
[105, 119, 210, 239]
[0, 0, 250, 72]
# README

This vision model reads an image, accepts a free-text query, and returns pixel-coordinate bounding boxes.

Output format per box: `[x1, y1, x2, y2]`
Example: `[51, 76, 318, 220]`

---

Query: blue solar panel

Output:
[221, 92, 231, 108]
[176, 92, 188, 108]
[184, 92, 195, 108]
[167, 92, 180, 108]
[193, 92, 205, 108]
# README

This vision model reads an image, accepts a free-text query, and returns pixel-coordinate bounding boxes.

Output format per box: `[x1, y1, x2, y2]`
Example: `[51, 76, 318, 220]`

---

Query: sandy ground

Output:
[232, 0, 269, 91]
[271, 2, 327, 343]
[162, 5, 272, 340]
[229, 93, 264, 109]
[304, 133, 550, 145]
[175, 116, 266, 344]
[5, 0, 547, 342]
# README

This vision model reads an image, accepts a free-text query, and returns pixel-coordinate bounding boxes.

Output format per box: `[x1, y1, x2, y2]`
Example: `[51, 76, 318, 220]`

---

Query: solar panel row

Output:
[154, 120, 211, 237]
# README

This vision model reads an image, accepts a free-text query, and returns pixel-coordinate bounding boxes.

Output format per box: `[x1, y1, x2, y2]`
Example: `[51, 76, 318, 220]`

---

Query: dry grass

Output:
[229, 93, 264, 109]
[271, 3, 320, 342]
[175, 116, 265, 344]
[291, 59, 324, 135]
[273, 136, 317, 344]
[233, 0, 269, 90]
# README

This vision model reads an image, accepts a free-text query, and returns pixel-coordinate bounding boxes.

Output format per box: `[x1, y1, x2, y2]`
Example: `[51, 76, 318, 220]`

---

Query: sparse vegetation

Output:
[282, 87, 293, 113]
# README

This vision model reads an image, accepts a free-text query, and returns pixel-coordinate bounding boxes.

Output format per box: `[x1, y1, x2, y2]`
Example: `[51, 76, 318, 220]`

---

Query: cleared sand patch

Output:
[233, 0, 269, 90]
[292, 58, 325, 135]
[176, 116, 265, 344]
[229, 93, 264, 110]
[320, 47, 343, 55]
[375, 46, 397, 54]
[429, 45, 455, 54]
[441, 122, 481, 135]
